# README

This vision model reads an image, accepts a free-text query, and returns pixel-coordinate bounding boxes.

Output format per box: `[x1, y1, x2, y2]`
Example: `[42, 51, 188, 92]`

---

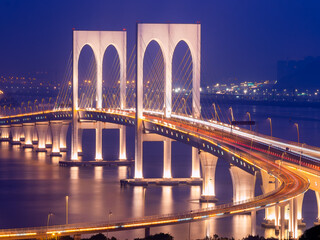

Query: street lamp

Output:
[107, 210, 112, 239]
[66, 196, 69, 225]
[294, 123, 299, 145]
[46, 212, 54, 240]
[229, 107, 235, 122]
[267, 118, 272, 138]
[246, 112, 251, 131]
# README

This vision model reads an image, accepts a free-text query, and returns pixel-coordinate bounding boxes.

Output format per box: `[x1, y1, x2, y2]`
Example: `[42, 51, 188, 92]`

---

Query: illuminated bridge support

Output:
[119, 125, 126, 160]
[136, 23, 201, 179]
[143, 134, 173, 179]
[280, 204, 286, 240]
[11, 124, 22, 145]
[23, 123, 34, 148]
[36, 122, 49, 152]
[32, 127, 38, 144]
[46, 126, 52, 148]
[60, 122, 69, 152]
[315, 191, 320, 224]
[192, 147, 201, 179]
[72, 30, 127, 161]
[289, 197, 298, 239]
[50, 121, 62, 156]
[261, 171, 277, 227]
[78, 128, 83, 156]
[229, 165, 255, 203]
[0, 125, 10, 141]
[95, 122, 103, 160]
[199, 151, 218, 202]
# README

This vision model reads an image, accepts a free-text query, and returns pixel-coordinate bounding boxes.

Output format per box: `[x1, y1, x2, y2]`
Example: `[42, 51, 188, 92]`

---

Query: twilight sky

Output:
[0, 0, 319, 84]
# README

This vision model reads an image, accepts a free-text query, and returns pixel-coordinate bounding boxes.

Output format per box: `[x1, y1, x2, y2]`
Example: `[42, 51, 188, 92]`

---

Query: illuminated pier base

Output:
[23, 123, 34, 148]
[95, 122, 103, 160]
[36, 122, 49, 152]
[11, 124, 22, 145]
[60, 122, 69, 152]
[261, 171, 277, 226]
[50, 121, 62, 156]
[0, 125, 10, 141]
[46, 126, 52, 148]
[229, 165, 255, 202]
[280, 205, 286, 240]
[191, 147, 200, 178]
[199, 152, 218, 202]
[119, 125, 127, 160]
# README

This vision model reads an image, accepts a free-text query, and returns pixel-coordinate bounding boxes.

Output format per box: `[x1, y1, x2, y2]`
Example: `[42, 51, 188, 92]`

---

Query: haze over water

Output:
[0, 104, 319, 239]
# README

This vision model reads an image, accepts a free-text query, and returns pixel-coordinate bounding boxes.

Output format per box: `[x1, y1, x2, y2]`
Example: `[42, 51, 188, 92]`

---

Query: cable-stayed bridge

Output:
[0, 24, 318, 239]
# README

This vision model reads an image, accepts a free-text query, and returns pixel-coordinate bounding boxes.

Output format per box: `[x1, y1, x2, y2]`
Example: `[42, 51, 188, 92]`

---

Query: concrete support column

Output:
[78, 128, 83, 155]
[296, 193, 304, 225]
[200, 152, 218, 202]
[261, 171, 276, 226]
[0, 125, 10, 141]
[280, 205, 285, 240]
[20, 130, 25, 142]
[134, 118, 143, 179]
[32, 127, 38, 144]
[251, 210, 256, 236]
[36, 122, 49, 152]
[95, 122, 103, 160]
[163, 139, 172, 179]
[46, 127, 52, 148]
[50, 121, 62, 156]
[191, 147, 200, 178]
[229, 165, 255, 203]
[23, 123, 34, 148]
[315, 191, 320, 224]
[60, 122, 69, 152]
[289, 198, 298, 239]
[11, 124, 22, 145]
[145, 227, 150, 238]
[119, 125, 126, 160]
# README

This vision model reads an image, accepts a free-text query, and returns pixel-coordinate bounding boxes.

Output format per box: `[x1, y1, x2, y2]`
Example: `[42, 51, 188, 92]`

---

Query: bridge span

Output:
[0, 24, 318, 240]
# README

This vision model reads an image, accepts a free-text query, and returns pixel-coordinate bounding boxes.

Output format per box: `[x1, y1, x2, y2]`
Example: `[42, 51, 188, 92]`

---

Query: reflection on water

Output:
[70, 166, 79, 180]
[94, 166, 103, 180]
[233, 215, 251, 238]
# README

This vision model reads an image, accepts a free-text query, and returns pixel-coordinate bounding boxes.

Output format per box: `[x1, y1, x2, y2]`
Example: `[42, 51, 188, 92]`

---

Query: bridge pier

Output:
[145, 227, 150, 238]
[60, 122, 69, 152]
[289, 197, 298, 239]
[315, 191, 320, 225]
[119, 125, 127, 160]
[261, 171, 277, 227]
[23, 123, 34, 148]
[11, 124, 22, 145]
[163, 138, 172, 179]
[32, 126, 38, 144]
[199, 151, 218, 202]
[191, 147, 201, 179]
[95, 122, 103, 160]
[50, 121, 62, 156]
[36, 122, 49, 152]
[46, 126, 52, 148]
[78, 128, 83, 156]
[280, 204, 285, 240]
[229, 165, 255, 202]
[251, 210, 257, 236]
[0, 125, 10, 141]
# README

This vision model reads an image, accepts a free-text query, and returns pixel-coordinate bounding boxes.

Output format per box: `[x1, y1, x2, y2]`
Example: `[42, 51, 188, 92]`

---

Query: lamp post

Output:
[229, 107, 235, 122]
[267, 118, 272, 138]
[46, 212, 54, 240]
[66, 196, 69, 225]
[294, 123, 299, 145]
[246, 112, 251, 131]
[107, 210, 112, 239]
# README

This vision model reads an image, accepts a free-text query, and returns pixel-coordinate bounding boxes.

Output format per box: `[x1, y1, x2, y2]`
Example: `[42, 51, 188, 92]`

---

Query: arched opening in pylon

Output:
[143, 40, 165, 113]
[172, 40, 193, 116]
[102, 45, 121, 109]
[78, 45, 97, 109]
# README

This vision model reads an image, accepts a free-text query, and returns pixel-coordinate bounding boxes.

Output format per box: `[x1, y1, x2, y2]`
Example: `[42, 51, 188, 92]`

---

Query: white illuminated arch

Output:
[137, 23, 201, 119]
[72, 30, 126, 160]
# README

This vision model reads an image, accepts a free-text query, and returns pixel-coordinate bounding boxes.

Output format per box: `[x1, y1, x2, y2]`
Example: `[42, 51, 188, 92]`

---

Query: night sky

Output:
[0, 0, 320, 85]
